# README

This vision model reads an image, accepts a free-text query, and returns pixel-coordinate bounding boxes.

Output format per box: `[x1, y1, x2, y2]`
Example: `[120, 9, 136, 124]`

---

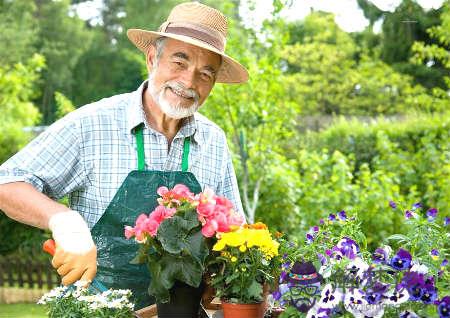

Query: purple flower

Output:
[338, 210, 347, 221]
[336, 237, 360, 260]
[328, 214, 336, 222]
[420, 284, 438, 304]
[325, 249, 332, 257]
[317, 253, 327, 266]
[390, 248, 412, 271]
[272, 290, 281, 300]
[279, 270, 288, 283]
[365, 282, 389, 304]
[405, 210, 414, 219]
[431, 249, 440, 260]
[412, 202, 422, 210]
[312, 225, 319, 232]
[441, 259, 449, 269]
[427, 208, 438, 221]
[319, 218, 325, 225]
[399, 311, 420, 318]
[445, 217, 450, 226]
[372, 246, 391, 264]
[282, 261, 291, 270]
[437, 296, 450, 318]
[306, 233, 314, 244]
[389, 200, 397, 209]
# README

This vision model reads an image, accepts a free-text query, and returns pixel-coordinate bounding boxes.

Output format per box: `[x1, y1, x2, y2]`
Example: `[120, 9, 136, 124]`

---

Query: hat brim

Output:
[127, 29, 248, 84]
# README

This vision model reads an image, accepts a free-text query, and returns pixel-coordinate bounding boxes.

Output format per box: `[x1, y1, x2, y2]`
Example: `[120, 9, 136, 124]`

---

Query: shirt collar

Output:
[127, 80, 204, 145]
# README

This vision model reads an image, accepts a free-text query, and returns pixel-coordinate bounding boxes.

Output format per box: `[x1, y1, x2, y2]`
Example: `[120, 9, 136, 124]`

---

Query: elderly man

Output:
[0, 2, 247, 310]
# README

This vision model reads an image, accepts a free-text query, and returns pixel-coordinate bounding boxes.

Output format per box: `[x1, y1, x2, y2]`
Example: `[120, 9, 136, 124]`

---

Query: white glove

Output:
[48, 210, 97, 285]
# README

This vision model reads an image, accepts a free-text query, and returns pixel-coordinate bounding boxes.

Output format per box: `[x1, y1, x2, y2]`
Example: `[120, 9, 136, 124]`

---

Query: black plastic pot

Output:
[156, 281, 204, 318]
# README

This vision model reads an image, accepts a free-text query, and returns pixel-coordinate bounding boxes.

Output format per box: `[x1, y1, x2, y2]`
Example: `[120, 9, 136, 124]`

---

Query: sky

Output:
[74, 0, 446, 33]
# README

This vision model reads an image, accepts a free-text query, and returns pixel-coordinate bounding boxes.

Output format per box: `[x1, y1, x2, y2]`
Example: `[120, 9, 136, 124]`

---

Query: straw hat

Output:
[127, 2, 248, 84]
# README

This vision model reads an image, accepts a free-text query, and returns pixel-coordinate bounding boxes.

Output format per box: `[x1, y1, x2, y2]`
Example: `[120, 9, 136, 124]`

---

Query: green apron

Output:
[91, 124, 202, 310]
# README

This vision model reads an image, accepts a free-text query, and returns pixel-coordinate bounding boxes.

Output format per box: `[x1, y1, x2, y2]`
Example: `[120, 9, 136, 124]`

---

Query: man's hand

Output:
[48, 210, 97, 285]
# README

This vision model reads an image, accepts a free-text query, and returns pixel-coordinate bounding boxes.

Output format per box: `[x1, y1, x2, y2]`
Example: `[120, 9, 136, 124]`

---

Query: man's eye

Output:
[201, 72, 213, 80]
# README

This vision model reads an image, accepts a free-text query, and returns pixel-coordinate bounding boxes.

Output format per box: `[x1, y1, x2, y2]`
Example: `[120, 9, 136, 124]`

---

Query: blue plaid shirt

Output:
[0, 81, 244, 227]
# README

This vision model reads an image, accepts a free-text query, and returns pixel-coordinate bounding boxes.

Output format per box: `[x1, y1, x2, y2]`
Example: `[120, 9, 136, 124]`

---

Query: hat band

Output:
[289, 272, 318, 281]
[164, 25, 225, 52]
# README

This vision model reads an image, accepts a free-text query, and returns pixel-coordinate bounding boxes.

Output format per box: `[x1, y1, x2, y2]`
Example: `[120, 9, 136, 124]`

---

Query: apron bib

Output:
[91, 124, 202, 309]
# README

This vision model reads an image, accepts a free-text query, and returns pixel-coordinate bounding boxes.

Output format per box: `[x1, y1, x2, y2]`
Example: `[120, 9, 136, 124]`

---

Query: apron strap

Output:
[134, 124, 191, 172]
[182, 137, 190, 172]
[135, 124, 145, 171]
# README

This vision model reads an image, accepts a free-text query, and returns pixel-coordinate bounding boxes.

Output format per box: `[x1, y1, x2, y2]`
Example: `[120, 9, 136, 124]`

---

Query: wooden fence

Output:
[0, 256, 59, 289]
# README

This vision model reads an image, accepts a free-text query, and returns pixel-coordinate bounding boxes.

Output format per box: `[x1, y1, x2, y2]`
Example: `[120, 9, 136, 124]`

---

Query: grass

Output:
[0, 303, 46, 318]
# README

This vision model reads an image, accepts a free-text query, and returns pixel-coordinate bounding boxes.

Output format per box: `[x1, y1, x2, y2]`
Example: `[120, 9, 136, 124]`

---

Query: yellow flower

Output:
[231, 256, 237, 262]
[239, 245, 247, 252]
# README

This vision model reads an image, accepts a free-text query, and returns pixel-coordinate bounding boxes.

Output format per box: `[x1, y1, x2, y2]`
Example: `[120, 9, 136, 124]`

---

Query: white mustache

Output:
[163, 81, 199, 102]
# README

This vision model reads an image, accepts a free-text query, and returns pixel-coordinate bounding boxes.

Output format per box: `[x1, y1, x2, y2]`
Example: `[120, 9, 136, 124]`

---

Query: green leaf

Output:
[247, 279, 263, 301]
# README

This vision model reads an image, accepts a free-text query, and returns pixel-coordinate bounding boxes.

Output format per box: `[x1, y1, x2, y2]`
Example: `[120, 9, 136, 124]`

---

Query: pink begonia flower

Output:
[144, 218, 160, 237]
[124, 226, 135, 239]
[197, 202, 216, 219]
[157, 184, 195, 206]
[227, 213, 245, 227]
[157, 186, 169, 197]
[202, 219, 218, 237]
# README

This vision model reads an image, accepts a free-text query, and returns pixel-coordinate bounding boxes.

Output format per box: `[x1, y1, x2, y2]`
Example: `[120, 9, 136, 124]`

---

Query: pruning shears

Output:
[42, 239, 108, 294]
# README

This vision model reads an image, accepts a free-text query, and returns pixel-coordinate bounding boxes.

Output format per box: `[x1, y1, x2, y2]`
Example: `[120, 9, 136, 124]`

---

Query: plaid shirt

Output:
[0, 81, 243, 227]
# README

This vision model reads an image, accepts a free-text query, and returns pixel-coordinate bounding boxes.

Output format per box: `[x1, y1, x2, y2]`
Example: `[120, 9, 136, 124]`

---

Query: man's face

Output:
[147, 38, 221, 119]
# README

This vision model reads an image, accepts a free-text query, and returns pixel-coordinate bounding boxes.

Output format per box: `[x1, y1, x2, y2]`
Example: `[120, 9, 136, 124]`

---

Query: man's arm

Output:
[0, 115, 97, 285]
[0, 182, 69, 229]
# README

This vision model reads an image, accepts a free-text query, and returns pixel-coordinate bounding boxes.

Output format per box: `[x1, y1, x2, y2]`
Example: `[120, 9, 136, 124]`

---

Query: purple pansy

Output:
[338, 210, 347, 221]
[427, 208, 438, 221]
[412, 202, 422, 210]
[319, 218, 325, 225]
[364, 282, 389, 304]
[312, 225, 319, 232]
[389, 200, 397, 209]
[420, 283, 438, 304]
[405, 210, 414, 219]
[390, 248, 412, 271]
[399, 311, 420, 318]
[336, 237, 360, 260]
[272, 290, 282, 300]
[372, 246, 391, 264]
[437, 296, 450, 318]
[306, 233, 314, 244]
[317, 253, 327, 266]
[431, 249, 440, 260]
[328, 214, 336, 222]
[441, 259, 449, 268]
[445, 217, 450, 226]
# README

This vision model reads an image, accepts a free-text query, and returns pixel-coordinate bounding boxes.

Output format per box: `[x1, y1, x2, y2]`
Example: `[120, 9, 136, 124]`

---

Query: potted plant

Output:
[124, 184, 244, 317]
[207, 222, 281, 318]
[38, 281, 135, 318]
[270, 203, 450, 318]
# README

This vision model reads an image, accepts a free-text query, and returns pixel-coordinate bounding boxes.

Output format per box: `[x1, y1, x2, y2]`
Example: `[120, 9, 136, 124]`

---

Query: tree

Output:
[34, 0, 92, 124]
[202, 0, 299, 223]
[412, 0, 450, 95]
[282, 11, 447, 115]
[0, 0, 37, 65]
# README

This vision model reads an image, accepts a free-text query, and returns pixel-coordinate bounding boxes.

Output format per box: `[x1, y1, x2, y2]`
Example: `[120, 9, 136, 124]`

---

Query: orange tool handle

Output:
[43, 239, 56, 256]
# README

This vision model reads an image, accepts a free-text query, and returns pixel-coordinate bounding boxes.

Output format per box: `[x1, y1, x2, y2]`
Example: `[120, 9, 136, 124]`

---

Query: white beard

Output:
[147, 70, 200, 119]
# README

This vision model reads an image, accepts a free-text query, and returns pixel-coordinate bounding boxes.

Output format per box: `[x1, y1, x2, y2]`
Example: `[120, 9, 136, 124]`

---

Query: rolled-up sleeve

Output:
[0, 116, 87, 200]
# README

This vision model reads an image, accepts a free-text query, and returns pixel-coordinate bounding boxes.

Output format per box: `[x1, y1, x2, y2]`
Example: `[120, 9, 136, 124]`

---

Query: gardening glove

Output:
[48, 210, 97, 286]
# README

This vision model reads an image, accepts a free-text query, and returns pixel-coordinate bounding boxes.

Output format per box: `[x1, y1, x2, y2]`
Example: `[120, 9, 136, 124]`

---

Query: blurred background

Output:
[0, 0, 449, 313]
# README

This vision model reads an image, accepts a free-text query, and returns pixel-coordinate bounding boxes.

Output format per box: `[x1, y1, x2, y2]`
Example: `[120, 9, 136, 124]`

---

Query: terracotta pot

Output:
[221, 301, 265, 318]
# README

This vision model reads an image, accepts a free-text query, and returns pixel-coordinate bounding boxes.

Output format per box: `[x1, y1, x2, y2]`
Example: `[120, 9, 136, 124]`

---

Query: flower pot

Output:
[221, 301, 265, 318]
[156, 281, 204, 318]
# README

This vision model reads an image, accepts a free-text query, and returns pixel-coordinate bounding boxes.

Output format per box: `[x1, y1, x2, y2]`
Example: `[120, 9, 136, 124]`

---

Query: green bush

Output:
[260, 112, 450, 248]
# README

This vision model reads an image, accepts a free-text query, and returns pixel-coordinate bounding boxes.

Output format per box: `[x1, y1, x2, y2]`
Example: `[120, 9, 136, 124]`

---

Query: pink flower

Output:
[197, 202, 216, 218]
[202, 219, 218, 237]
[157, 184, 195, 206]
[144, 218, 160, 237]
[124, 225, 135, 239]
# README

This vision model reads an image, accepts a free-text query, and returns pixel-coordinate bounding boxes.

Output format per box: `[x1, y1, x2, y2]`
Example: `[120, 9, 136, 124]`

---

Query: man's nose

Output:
[179, 69, 197, 90]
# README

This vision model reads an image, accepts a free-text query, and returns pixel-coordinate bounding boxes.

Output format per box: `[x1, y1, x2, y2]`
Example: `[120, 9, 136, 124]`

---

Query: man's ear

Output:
[145, 45, 157, 74]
